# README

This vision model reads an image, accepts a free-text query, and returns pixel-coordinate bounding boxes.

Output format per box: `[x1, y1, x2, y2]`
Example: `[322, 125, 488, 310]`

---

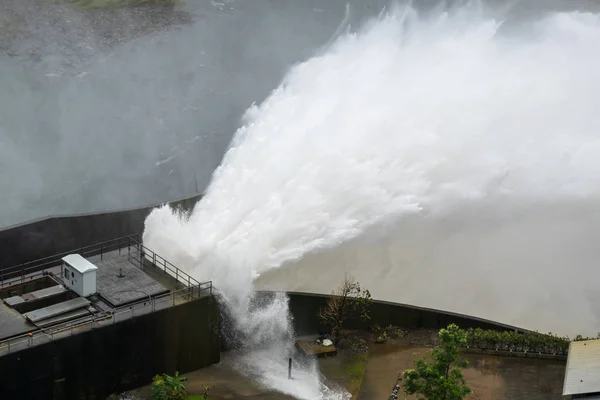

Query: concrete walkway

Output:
[357, 343, 566, 400]
[131, 354, 296, 400]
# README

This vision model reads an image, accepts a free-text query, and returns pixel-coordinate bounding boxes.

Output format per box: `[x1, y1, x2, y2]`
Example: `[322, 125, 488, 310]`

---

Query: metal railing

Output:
[125, 236, 211, 296]
[0, 235, 212, 297]
[0, 283, 212, 356]
[0, 235, 142, 288]
[0, 234, 214, 356]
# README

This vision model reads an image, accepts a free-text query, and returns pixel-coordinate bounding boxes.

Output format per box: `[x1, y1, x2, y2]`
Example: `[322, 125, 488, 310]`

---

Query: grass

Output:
[320, 350, 369, 399]
[345, 352, 368, 396]
[186, 396, 206, 400]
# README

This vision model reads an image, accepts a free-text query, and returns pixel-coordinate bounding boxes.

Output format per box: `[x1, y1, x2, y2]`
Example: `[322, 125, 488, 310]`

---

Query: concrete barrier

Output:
[258, 291, 528, 336]
[0, 295, 220, 400]
[0, 194, 201, 270]
[219, 291, 526, 352]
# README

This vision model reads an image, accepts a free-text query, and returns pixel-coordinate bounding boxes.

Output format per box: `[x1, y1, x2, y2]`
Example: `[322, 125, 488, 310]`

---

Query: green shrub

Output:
[385, 325, 405, 339]
[463, 328, 600, 355]
[151, 372, 188, 400]
[465, 328, 566, 355]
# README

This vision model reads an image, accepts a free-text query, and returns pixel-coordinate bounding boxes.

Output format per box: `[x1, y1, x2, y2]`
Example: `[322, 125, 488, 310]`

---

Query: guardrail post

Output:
[100, 243, 103, 261]
[153, 253, 156, 266]
[172, 292, 175, 306]
[176, 268, 179, 282]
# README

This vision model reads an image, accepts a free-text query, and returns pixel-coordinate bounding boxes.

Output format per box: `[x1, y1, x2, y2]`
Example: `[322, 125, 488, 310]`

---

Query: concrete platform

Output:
[95, 256, 169, 307]
[129, 351, 297, 399]
[0, 302, 35, 340]
[24, 297, 91, 324]
[5, 285, 66, 307]
[35, 308, 93, 328]
[296, 339, 337, 358]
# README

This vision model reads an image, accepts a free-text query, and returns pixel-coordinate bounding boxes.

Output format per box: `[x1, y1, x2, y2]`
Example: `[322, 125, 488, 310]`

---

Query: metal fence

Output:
[0, 285, 209, 356]
[0, 234, 213, 356]
[126, 236, 211, 296]
[0, 235, 212, 297]
[0, 235, 143, 288]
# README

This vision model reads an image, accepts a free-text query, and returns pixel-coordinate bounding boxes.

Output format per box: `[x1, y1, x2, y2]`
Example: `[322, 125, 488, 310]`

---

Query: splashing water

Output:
[144, 2, 600, 397]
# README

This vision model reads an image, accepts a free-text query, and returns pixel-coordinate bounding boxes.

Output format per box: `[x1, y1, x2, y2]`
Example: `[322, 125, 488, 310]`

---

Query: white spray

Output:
[144, 2, 600, 397]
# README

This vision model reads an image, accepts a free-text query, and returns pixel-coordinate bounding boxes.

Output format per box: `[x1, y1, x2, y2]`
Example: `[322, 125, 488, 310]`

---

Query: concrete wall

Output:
[0, 295, 220, 400]
[275, 292, 527, 335]
[0, 194, 201, 270]
[217, 291, 525, 352]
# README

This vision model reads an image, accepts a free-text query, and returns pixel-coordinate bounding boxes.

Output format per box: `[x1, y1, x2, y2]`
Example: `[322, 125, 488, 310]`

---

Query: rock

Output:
[1, 0, 194, 62]
[0, 8, 26, 53]
[322, 338, 333, 346]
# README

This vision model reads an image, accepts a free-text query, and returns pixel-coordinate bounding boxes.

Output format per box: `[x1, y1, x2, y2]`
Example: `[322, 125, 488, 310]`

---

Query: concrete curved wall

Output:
[219, 291, 525, 353]
[0, 194, 201, 270]
[276, 291, 527, 335]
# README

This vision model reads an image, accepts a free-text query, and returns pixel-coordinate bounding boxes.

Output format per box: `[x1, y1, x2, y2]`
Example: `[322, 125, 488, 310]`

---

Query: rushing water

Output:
[143, 2, 600, 397]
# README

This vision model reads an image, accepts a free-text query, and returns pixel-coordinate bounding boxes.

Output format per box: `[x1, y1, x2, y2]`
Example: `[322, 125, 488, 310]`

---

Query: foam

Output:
[144, 2, 600, 397]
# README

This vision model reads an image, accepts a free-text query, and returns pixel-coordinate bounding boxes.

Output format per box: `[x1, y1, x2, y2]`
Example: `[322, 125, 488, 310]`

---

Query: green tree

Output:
[403, 324, 472, 400]
[318, 274, 372, 343]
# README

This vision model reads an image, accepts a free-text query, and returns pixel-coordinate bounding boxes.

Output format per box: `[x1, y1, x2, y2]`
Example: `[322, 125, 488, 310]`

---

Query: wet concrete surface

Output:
[130, 353, 297, 400]
[126, 342, 566, 400]
[358, 342, 566, 400]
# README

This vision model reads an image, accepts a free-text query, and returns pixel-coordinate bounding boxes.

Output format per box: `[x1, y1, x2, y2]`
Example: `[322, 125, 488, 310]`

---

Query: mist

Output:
[140, 3, 600, 398]
[5, 0, 598, 228]
[0, 0, 376, 227]
[5, 0, 600, 339]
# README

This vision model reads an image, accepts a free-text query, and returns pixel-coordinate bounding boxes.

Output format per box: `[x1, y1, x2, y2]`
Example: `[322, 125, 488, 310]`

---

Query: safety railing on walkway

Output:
[0, 234, 213, 356]
[0, 235, 142, 288]
[126, 236, 211, 296]
[0, 235, 211, 297]
[0, 282, 212, 356]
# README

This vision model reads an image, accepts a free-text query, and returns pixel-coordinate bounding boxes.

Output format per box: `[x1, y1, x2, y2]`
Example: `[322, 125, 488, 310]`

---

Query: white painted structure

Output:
[61, 254, 98, 297]
[563, 339, 600, 398]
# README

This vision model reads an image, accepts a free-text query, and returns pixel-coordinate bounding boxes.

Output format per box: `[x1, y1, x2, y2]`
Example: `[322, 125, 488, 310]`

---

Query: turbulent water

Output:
[143, 1, 600, 397]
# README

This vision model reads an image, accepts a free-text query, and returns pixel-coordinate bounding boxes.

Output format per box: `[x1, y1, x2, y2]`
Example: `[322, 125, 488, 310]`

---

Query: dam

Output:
[3, 0, 600, 398]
